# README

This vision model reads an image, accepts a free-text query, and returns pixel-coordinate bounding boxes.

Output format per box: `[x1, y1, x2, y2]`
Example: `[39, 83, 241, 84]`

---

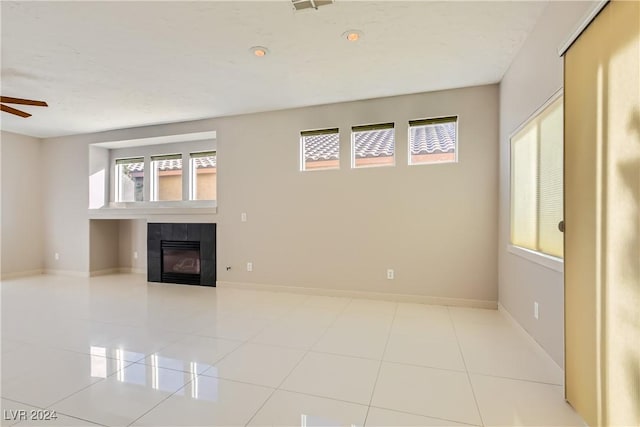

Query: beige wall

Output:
[41, 136, 90, 273]
[89, 219, 119, 273]
[0, 131, 44, 277]
[89, 219, 147, 274]
[118, 219, 147, 272]
[498, 1, 597, 367]
[42, 84, 499, 303]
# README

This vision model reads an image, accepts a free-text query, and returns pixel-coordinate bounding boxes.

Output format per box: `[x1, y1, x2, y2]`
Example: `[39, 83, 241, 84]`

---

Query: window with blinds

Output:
[300, 128, 339, 171]
[351, 123, 395, 168]
[151, 154, 183, 201]
[510, 96, 563, 258]
[190, 151, 217, 200]
[115, 157, 144, 202]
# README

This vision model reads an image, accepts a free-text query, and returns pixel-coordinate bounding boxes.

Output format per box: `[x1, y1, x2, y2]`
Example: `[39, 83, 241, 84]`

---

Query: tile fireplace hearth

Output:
[147, 223, 216, 286]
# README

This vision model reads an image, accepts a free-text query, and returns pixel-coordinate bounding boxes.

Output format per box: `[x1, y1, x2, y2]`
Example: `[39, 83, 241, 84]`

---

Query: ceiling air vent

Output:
[292, 0, 334, 11]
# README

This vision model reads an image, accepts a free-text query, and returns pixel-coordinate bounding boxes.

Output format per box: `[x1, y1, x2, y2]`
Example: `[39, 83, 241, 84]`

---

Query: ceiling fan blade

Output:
[0, 96, 48, 107]
[1, 103, 32, 118]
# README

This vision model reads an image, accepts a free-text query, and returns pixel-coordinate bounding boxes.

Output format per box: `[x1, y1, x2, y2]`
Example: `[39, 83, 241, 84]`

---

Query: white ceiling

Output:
[0, 1, 548, 138]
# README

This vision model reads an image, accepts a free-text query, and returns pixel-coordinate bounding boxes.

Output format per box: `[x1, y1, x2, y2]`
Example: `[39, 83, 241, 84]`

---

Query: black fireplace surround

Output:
[147, 223, 216, 286]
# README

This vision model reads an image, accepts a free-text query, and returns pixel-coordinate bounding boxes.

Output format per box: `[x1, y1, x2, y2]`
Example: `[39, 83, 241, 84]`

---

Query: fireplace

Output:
[148, 223, 216, 286]
[162, 241, 201, 285]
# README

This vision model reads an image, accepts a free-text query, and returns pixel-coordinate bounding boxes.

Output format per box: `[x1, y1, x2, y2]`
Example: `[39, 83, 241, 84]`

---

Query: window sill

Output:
[88, 201, 217, 219]
[507, 244, 564, 273]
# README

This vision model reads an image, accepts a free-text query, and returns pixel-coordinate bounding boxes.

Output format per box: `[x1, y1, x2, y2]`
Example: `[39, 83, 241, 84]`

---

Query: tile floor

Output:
[1, 274, 585, 427]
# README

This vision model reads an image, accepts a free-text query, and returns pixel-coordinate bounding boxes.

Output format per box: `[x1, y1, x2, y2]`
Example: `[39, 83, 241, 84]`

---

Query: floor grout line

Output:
[3, 277, 575, 426]
[363, 301, 399, 427]
[125, 378, 196, 427]
[121, 294, 279, 426]
[185, 312, 277, 380]
[127, 310, 294, 426]
[448, 306, 486, 427]
[468, 371, 564, 386]
[42, 354, 141, 410]
[30, 411, 109, 427]
[368, 404, 482, 427]
[243, 296, 354, 427]
[273, 387, 368, 407]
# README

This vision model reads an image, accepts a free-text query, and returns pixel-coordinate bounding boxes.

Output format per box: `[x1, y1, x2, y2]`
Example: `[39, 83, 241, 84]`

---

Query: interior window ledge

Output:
[507, 244, 564, 273]
[105, 201, 216, 209]
[88, 201, 217, 219]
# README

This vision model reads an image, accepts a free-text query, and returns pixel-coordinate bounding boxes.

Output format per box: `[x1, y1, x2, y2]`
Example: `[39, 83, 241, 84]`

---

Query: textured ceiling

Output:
[0, 1, 548, 138]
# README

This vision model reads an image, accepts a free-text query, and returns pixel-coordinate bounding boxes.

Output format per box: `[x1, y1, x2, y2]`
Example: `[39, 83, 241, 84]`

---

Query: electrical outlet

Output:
[241, 212, 247, 222]
[54, 252, 60, 261]
[387, 269, 394, 280]
[133, 251, 138, 260]
[534, 302, 539, 320]
[246, 262, 253, 272]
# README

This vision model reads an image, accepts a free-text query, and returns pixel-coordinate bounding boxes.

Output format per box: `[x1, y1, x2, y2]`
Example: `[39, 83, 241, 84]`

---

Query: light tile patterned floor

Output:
[1, 274, 585, 427]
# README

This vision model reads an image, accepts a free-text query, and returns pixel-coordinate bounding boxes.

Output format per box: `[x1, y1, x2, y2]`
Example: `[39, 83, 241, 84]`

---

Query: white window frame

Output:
[114, 157, 144, 203]
[150, 153, 183, 202]
[408, 116, 459, 166]
[351, 123, 396, 169]
[300, 128, 340, 172]
[189, 151, 217, 200]
[508, 89, 564, 272]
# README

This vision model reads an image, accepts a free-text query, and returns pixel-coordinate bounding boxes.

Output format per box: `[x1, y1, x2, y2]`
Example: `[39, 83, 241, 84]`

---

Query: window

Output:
[511, 96, 563, 258]
[190, 151, 217, 200]
[115, 157, 144, 202]
[151, 154, 183, 201]
[352, 123, 395, 168]
[409, 116, 457, 164]
[300, 128, 339, 171]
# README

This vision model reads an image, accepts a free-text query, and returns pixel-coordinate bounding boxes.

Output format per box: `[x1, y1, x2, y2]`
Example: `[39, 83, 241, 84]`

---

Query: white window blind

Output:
[511, 96, 564, 258]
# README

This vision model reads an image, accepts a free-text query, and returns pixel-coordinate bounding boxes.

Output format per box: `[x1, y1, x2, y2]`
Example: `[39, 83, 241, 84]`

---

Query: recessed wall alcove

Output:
[89, 219, 149, 275]
[85, 130, 218, 279]
[88, 219, 216, 285]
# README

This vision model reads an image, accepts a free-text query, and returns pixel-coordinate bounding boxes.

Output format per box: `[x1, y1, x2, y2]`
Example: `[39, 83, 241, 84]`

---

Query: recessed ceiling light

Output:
[250, 46, 269, 57]
[343, 30, 363, 42]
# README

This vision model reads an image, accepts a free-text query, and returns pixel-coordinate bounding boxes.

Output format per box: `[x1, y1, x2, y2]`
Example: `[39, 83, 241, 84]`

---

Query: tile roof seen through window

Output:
[303, 133, 339, 162]
[353, 128, 395, 159]
[124, 157, 216, 173]
[303, 121, 456, 163]
[410, 122, 456, 155]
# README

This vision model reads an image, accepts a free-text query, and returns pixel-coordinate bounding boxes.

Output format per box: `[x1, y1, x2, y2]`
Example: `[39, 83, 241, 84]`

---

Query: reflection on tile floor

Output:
[1, 274, 585, 426]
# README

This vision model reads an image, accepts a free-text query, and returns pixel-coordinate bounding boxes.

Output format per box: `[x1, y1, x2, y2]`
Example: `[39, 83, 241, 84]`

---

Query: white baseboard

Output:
[91, 267, 146, 277]
[118, 267, 146, 275]
[89, 268, 121, 277]
[40, 268, 144, 278]
[0, 269, 44, 280]
[498, 302, 565, 374]
[218, 281, 497, 309]
[42, 269, 90, 277]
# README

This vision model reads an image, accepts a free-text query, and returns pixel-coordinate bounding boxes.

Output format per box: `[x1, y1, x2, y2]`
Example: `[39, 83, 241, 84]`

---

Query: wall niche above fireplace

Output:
[147, 223, 216, 286]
